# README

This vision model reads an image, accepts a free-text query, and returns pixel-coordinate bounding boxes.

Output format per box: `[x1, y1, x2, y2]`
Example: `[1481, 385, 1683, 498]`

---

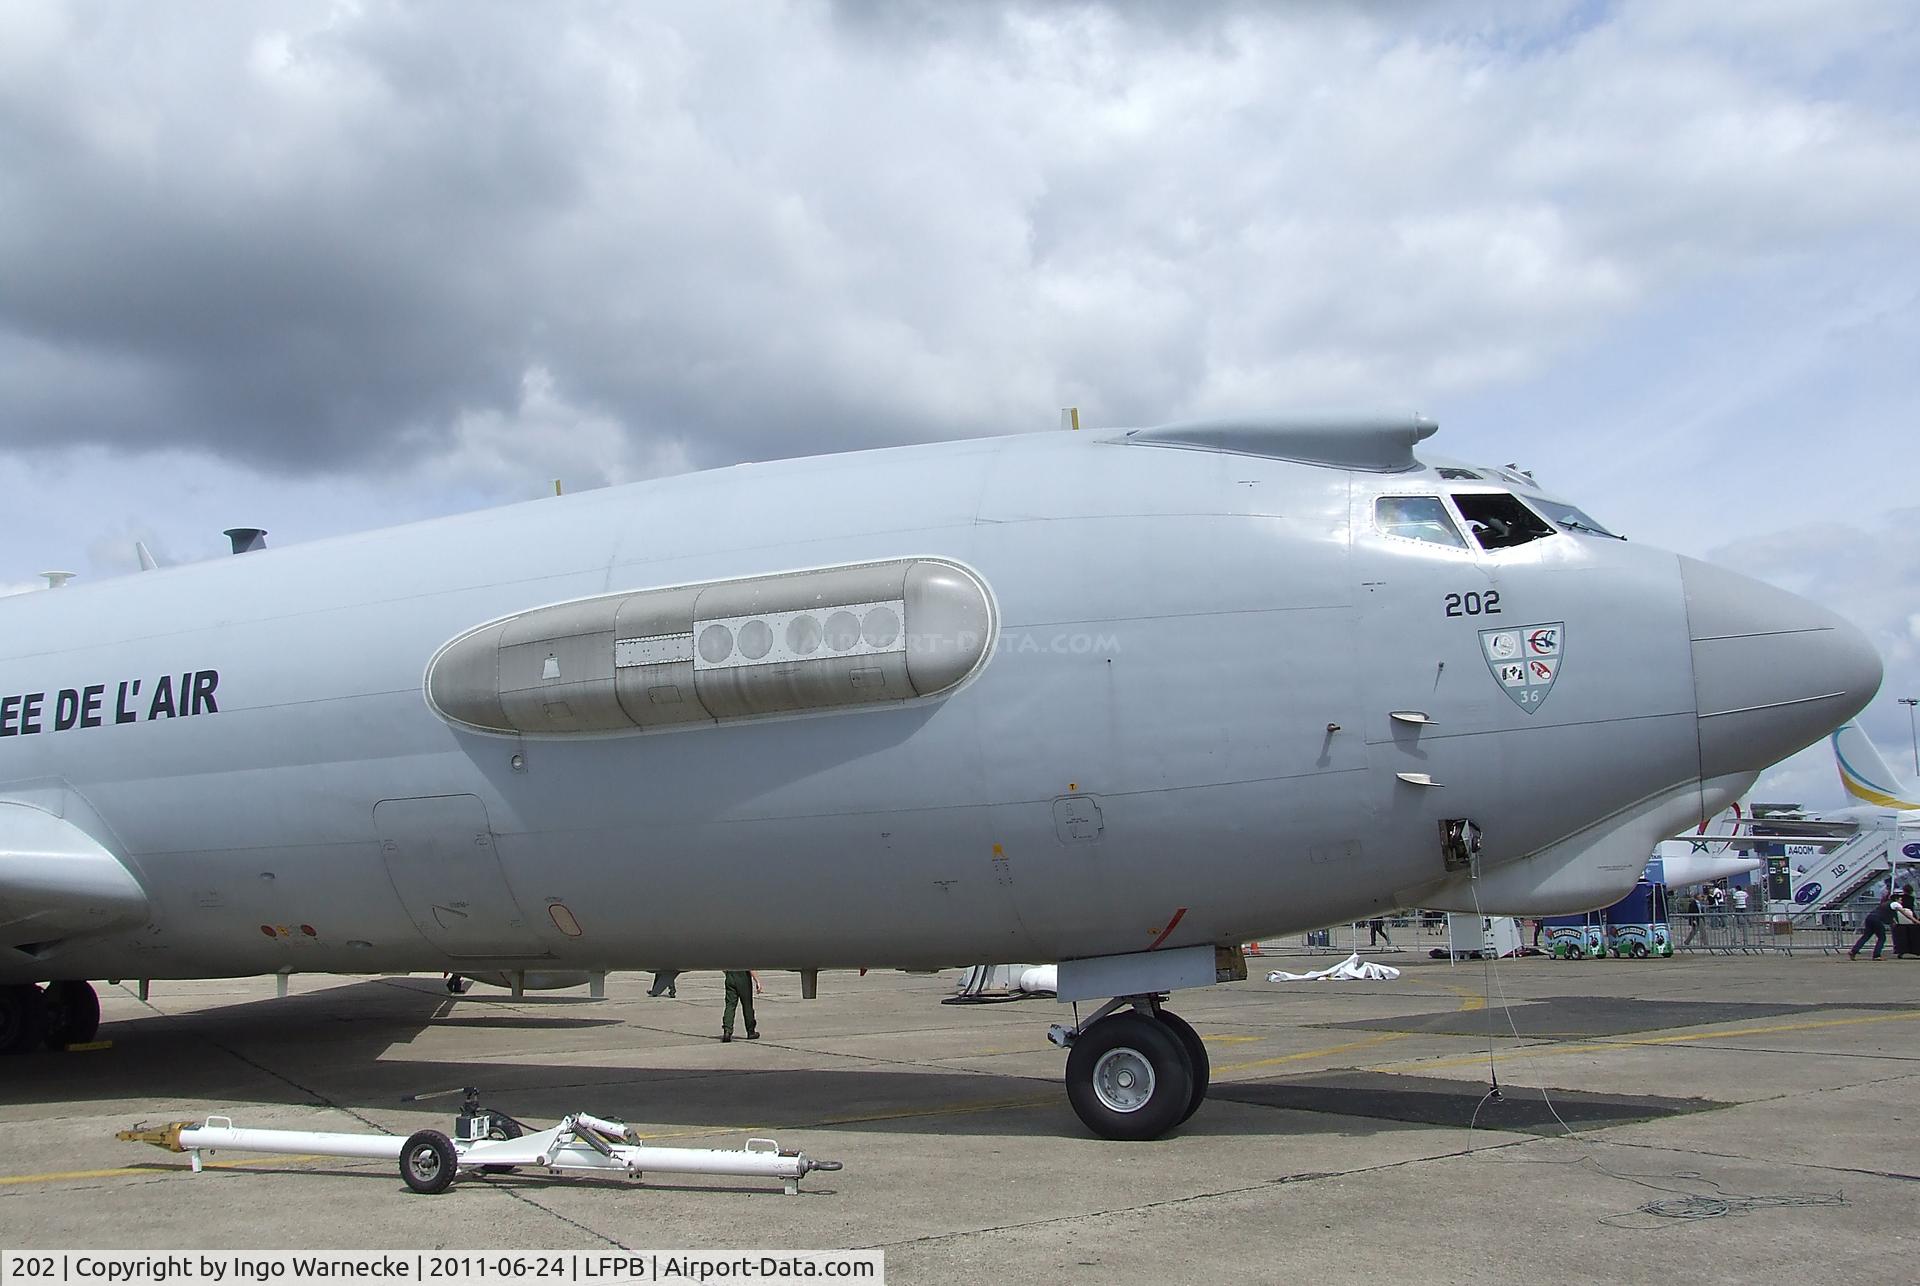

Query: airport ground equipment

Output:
[1444, 913, 1523, 959]
[1600, 881, 1674, 957]
[1605, 920, 1673, 957]
[117, 1088, 842, 1195]
[1544, 915, 1606, 959]
[947, 962, 1056, 1004]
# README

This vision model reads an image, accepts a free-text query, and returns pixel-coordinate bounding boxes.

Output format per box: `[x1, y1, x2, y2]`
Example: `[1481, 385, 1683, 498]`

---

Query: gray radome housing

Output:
[426, 557, 995, 736]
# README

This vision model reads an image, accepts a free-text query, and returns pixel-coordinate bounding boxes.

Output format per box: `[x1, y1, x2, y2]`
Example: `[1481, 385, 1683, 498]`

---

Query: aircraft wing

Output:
[0, 802, 150, 950]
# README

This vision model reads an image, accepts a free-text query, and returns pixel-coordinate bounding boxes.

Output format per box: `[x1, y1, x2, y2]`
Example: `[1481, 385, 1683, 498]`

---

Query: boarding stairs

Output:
[1787, 823, 1900, 916]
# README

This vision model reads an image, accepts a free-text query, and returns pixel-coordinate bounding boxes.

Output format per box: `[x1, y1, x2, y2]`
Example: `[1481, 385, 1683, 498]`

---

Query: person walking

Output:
[721, 969, 762, 1041]
[647, 970, 680, 997]
[1367, 917, 1394, 949]
[1680, 893, 1703, 946]
[1850, 892, 1896, 960]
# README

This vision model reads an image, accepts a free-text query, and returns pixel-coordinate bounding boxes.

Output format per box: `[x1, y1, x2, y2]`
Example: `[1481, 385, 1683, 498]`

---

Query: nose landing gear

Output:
[1053, 997, 1210, 1140]
[0, 984, 46, 1055]
[1, 980, 100, 1053]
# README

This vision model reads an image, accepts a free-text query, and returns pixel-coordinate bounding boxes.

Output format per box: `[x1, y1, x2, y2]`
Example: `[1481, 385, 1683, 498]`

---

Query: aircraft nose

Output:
[1680, 556, 1882, 780]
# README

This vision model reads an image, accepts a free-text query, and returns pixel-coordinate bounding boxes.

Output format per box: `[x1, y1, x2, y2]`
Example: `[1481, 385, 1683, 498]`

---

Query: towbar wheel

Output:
[400, 1129, 458, 1194]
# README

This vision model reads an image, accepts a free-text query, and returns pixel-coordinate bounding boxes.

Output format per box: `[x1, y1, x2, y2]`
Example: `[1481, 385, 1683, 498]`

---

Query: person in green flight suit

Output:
[721, 970, 762, 1042]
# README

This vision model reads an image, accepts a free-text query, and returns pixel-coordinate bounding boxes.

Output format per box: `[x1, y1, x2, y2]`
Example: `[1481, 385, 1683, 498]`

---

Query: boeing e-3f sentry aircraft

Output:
[0, 414, 1882, 1139]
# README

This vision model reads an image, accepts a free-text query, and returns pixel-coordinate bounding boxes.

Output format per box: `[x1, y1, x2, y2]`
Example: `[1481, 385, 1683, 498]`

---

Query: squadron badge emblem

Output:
[1480, 622, 1563, 714]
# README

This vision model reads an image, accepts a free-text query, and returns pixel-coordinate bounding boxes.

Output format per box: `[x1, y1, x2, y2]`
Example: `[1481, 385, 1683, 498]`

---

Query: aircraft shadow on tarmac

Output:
[5, 978, 1737, 1142]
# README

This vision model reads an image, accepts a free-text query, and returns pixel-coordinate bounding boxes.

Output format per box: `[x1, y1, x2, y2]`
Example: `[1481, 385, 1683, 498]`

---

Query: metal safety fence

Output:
[1668, 911, 1857, 956]
[1247, 911, 1882, 959]
[1246, 914, 1447, 958]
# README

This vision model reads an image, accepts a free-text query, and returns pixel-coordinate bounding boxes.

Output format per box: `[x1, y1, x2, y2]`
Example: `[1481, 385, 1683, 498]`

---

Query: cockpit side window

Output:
[1450, 492, 1557, 550]
[1375, 495, 1468, 548]
[1527, 496, 1622, 539]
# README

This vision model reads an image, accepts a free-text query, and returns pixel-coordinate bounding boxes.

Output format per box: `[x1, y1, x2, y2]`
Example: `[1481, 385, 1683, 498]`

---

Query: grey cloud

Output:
[1, 0, 1916, 489]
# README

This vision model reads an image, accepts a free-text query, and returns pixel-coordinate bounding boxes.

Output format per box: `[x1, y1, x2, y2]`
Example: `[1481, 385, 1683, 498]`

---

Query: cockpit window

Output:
[1527, 497, 1623, 540]
[1450, 492, 1556, 550]
[1375, 495, 1468, 548]
[1436, 467, 1483, 480]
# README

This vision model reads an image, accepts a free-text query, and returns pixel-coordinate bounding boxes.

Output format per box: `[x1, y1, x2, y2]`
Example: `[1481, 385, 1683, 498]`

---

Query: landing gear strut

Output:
[1053, 996, 1210, 1140]
[0, 984, 47, 1055]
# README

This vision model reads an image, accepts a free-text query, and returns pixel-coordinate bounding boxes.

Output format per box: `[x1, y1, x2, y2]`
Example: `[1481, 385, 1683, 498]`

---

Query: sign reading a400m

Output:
[1481, 623, 1564, 714]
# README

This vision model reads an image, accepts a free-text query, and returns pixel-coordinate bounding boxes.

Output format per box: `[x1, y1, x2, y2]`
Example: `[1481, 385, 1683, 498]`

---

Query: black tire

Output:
[1155, 1010, 1210, 1125]
[0, 985, 47, 1056]
[1065, 1011, 1194, 1141]
[480, 1118, 522, 1173]
[43, 981, 101, 1049]
[400, 1129, 459, 1194]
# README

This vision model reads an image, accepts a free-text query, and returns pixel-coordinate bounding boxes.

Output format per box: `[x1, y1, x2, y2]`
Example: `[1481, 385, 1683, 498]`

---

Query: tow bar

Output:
[118, 1087, 842, 1196]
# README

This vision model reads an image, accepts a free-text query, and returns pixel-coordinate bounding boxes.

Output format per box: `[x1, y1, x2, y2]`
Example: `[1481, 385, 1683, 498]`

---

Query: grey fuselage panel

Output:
[0, 425, 1879, 982]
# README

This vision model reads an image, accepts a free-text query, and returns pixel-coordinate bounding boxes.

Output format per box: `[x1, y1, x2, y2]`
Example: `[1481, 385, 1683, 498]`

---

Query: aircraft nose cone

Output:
[1681, 556, 1882, 780]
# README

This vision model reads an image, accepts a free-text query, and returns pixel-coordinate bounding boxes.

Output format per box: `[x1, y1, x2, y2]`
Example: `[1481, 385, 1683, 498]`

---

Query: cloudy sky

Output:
[2, 0, 1916, 806]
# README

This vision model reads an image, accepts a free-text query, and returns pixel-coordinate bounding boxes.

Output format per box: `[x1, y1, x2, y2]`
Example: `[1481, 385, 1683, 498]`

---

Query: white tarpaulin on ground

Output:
[1266, 952, 1401, 982]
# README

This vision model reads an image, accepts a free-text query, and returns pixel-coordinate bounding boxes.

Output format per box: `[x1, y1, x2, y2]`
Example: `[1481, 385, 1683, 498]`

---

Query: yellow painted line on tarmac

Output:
[930, 1045, 1051, 1059]
[1212, 1031, 1412, 1075]
[1374, 1008, 1920, 1074]
[1211, 976, 1489, 1075]
[0, 1152, 363, 1188]
[637, 1093, 1060, 1144]
[1420, 982, 1488, 1012]
[0, 1165, 164, 1186]
[811, 1095, 1058, 1129]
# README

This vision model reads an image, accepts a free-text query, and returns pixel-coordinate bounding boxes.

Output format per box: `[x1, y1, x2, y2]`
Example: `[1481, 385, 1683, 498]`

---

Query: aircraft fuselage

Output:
[0, 424, 1881, 985]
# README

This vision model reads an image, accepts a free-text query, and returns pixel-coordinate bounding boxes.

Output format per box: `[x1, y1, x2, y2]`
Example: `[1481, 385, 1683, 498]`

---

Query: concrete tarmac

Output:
[2, 943, 1915, 1284]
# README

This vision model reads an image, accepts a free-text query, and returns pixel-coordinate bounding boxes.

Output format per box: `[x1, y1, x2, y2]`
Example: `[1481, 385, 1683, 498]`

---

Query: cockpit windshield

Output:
[1526, 497, 1623, 540]
[1449, 492, 1556, 551]
[1374, 495, 1468, 548]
